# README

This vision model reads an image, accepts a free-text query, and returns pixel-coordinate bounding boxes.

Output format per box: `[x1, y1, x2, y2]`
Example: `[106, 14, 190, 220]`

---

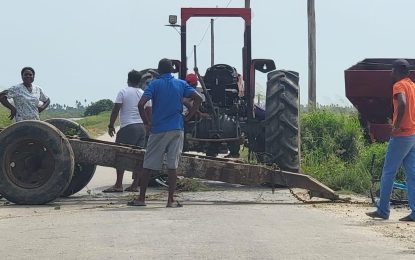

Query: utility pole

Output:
[245, 0, 250, 8]
[194, 45, 197, 69]
[307, 0, 316, 109]
[211, 19, 214, 66]
[257, 93, 262, 104]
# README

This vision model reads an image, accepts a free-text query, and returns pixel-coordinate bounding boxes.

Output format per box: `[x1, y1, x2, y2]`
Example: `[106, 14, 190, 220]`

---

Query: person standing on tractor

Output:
[366, 59, 415, 221]
[104, 70, 151, 193]
[0, 67, 50, 122]
[182, 73, 199, 116]
[128, 58, 202, 207]
[183, 73, 208, 119]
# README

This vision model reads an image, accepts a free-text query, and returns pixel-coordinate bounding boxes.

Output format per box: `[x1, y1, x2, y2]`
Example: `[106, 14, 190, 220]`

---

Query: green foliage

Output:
[84, 99, 113, 116]
[0, 106, 13, 128]
[77, 111, 112, 137]
[176, 178, 209, 192]
[41, 101, 87, 120]
[301, 110, 364, 162]
[300, 109, 391, 194]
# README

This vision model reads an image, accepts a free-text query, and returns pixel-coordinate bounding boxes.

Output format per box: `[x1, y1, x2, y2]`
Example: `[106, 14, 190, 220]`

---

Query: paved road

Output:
[0, 131, 413, 259]
[1, 165, 414, 260]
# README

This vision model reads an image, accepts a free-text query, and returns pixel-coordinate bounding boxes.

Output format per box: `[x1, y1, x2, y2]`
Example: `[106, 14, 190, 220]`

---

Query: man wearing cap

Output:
[129, 59, 203, 207]
[367, 59, 415, 221]
[183, 73, 208, 118]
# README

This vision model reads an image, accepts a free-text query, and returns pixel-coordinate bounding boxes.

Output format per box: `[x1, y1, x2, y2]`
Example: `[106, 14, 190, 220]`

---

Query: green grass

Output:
[0, 106, 112, 138]
[0, 107, 13, 128]
[176, 178, 210, 192]
[76, 111, 115, 137]
[300, 109, 391, 194]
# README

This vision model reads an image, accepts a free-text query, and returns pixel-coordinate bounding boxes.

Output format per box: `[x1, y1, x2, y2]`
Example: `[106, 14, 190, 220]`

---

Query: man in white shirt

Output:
[104, 70, 151, 193]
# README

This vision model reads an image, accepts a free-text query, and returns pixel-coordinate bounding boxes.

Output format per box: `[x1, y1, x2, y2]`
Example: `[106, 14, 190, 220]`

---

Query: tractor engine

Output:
[184, 64, 246, 156]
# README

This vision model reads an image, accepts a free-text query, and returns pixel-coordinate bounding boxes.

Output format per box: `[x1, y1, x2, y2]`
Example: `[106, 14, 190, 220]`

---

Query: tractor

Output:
[143, 7, 300, 172]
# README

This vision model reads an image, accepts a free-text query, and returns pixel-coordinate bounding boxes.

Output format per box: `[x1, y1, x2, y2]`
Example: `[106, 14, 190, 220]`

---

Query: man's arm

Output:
[394, 93, 406, 131]
[182, 98, 193, 110]
[108, 103, 121, 137]
[138, 96, 151, 134]
[144, 106, 152, 124]
[185, 92, 202, 121]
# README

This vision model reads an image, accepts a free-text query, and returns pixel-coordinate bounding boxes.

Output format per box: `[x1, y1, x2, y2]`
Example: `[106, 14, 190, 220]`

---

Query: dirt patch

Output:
[304, 192, 415, 249]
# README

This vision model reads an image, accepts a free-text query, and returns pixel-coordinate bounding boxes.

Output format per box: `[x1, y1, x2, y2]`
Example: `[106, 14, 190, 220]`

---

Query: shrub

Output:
[84, 99, 113, 116]
[301, 110, 364, 163]
[300, 109, 391, 194]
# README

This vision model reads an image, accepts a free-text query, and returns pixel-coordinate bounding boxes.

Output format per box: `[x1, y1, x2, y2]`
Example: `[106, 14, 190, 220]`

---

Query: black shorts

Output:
[115, 123, 146, 148]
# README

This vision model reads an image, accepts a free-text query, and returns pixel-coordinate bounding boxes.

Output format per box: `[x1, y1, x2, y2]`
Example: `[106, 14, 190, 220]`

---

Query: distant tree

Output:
[84, 99, 113, 116]
[75, 100, 82, 109]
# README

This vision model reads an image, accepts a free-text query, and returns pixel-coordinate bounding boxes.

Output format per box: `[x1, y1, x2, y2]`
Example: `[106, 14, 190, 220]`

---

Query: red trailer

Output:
[345, 58, 415, 142]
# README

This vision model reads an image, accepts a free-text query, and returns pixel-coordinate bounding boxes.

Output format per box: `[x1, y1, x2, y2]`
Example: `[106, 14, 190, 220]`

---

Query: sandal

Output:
[102, 187, 123, 193]
[127, 200, 146, 206]
[166, 201, 183, 208]
[124, 186, 139, 192]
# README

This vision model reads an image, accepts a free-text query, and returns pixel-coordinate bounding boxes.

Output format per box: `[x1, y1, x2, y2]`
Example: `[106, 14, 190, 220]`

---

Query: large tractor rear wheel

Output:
[138, 68, 159, 90]
[265, 70, 300, 172]
[45, 118, 96, 197]
[0, 121, 74, 204]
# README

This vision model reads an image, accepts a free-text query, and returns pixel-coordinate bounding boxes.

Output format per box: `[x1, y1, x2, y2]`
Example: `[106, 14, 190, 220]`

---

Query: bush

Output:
[300, 109, 389, 194]
[84, 99, 113, 116]
[301, 110, 364, 163]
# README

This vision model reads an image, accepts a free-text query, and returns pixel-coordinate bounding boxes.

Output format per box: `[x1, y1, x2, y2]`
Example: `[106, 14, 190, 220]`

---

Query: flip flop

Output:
[102, 187, 123, 193]
[124, 186, 139, 192]
[166, 201, 183, 208]
[127, 200, 146, 206]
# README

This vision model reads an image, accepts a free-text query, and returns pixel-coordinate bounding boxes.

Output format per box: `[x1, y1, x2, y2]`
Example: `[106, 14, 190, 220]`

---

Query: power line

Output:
[190, 0, 233, 61]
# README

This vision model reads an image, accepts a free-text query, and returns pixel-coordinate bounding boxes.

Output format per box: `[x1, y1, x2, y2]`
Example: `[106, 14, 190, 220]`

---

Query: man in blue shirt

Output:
[129, 58, 202, 207]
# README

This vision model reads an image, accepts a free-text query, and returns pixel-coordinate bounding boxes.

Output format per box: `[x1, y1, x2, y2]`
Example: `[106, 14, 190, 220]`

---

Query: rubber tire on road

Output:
[45, 118, 97, 197]
[0, 121, 74, 204]
[265, 70, 300, 172]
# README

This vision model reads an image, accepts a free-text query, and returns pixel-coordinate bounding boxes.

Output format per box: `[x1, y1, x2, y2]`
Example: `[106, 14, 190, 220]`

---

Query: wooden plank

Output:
[69, 138, 338, 200]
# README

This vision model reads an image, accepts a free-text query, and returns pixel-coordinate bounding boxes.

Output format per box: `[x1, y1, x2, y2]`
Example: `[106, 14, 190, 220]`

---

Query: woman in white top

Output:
[0, 67, 50, 122]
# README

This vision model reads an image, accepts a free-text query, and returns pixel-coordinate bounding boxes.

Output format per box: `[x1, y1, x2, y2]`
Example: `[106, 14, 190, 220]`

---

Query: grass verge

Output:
[76, 111, 113, 137]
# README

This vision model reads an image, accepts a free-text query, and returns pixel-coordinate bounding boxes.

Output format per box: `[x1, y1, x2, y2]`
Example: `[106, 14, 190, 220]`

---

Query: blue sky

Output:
[0, 0, 413, 106]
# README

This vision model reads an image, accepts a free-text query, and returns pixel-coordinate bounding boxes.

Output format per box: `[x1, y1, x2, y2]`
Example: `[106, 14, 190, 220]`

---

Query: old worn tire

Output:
[0, 121, 74, 204]
[265, 70, 300, 172]
[45, 118, 96, 197]
[138, 68, 159, 90]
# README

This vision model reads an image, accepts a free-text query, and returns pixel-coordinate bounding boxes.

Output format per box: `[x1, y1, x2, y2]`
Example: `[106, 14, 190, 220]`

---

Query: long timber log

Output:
[69, 138, 338, 201]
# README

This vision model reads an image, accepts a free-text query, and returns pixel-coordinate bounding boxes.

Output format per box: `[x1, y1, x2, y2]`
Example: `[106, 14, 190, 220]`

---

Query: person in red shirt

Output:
[367, 59, 415, 221]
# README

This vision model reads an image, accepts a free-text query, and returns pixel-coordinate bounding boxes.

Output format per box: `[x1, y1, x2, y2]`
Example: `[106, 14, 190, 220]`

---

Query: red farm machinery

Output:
[345, 58, 415, 142]
[173, 7, 301, 172]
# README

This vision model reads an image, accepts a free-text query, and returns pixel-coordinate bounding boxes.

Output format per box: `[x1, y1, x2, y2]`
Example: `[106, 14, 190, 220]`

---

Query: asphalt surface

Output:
[0, 131, 414, 259]
[1, 167, 414, 260]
